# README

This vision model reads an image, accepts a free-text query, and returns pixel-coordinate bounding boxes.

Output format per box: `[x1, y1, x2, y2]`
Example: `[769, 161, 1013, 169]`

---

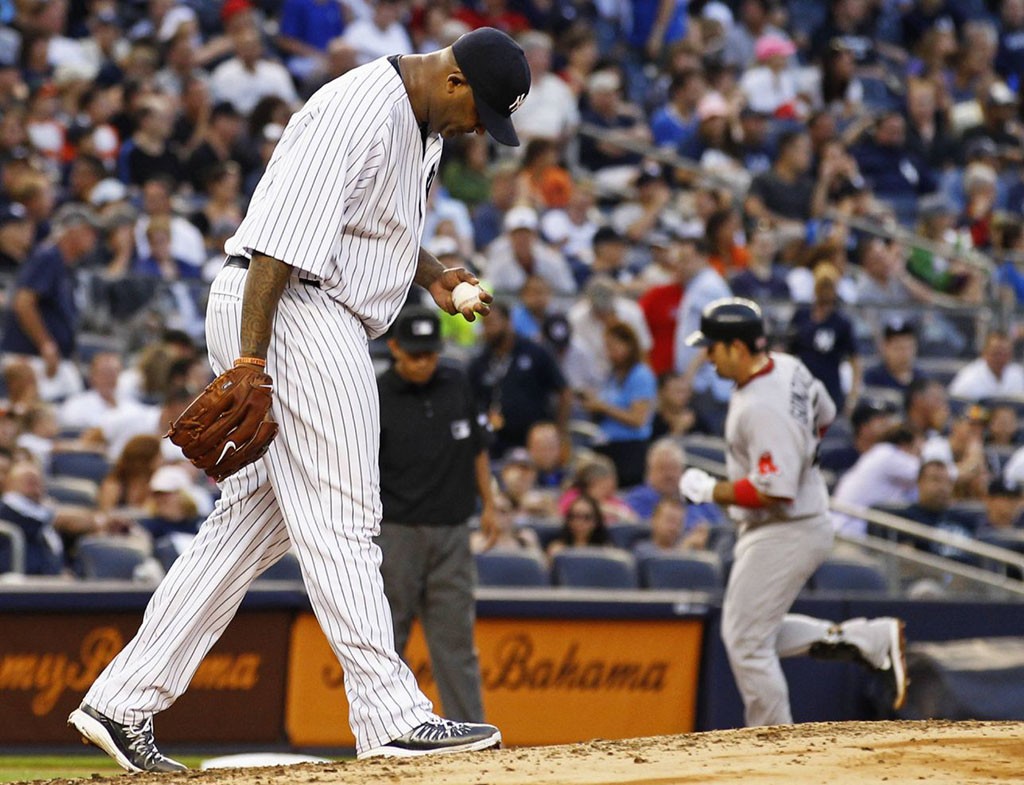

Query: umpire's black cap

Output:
[392, 305, 442, 354]
[685, 297, 766, 350]
[452, 27, 531, 147]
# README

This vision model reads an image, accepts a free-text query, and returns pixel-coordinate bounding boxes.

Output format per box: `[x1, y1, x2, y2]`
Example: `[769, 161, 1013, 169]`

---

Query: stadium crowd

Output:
[0, 0, 1023, 590]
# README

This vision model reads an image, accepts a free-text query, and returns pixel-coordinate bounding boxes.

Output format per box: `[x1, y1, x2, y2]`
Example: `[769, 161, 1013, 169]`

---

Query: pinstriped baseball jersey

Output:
[225, 57, 444, 339]
[82, 56, 449, 755]
[724, 352, 836, 531]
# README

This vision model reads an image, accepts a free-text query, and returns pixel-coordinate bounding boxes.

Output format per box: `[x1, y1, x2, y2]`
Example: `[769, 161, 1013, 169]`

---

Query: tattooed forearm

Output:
[413, 246, 444, 289]
[240, 252, 293, 359]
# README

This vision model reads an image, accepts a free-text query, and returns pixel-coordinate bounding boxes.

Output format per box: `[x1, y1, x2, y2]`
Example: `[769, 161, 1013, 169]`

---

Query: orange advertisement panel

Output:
[286, 614, 703, 747]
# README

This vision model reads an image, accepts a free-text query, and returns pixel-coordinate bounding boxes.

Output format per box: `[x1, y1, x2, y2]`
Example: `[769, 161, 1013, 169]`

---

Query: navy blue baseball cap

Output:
[452, 27, 531, 147]
[392, 305, 442, 353]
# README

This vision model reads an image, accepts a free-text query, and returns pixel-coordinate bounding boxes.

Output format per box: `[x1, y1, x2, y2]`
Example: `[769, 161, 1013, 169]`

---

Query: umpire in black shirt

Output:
[375, 305, 497, 724]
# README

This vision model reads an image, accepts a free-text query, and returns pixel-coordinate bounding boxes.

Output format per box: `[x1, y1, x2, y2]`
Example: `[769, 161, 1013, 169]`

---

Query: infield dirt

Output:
[31, 720, 1024, 785]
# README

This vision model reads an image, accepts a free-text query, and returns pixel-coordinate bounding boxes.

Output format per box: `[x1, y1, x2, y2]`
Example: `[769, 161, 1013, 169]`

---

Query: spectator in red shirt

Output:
[639, 234, 694, 376]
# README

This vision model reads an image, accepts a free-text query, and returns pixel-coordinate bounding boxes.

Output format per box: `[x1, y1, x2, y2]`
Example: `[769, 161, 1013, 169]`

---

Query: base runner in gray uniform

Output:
[679, 298, 908, 726]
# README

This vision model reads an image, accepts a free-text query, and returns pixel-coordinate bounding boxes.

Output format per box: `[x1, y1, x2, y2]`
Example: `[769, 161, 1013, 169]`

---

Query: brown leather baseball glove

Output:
[167, 363, 278, 482]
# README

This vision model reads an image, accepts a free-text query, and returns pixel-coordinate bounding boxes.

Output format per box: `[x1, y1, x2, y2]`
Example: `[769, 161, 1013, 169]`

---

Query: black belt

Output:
[225, 255, 320, 288]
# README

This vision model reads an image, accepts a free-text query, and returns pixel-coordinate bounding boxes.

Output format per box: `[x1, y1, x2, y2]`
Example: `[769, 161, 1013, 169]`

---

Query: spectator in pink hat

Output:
[678, 91, 735, 162]
[740, 34, 802, 117]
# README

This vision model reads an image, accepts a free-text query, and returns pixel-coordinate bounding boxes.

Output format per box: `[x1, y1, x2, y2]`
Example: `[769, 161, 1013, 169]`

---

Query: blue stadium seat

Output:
[0, 520, 26, 574]
[812, 559, 888, 593]
[977, 531, 1024, 554]
[76, 334, 124, 366]
[946, 502, 988, 533]
[976, 531, 1024, 580]
[607, 522, 650, 550]
[639, 552, 722, 591]
[818, 443, 858, 474]
[153, 536, 181, 574]
[51, 451, 110, 484]
[524, 518, 563, 550]
[75, 538, 147, 580]
[47, 478, 98, 506]
[255, 551, 303, 582]
[475, 551, 550, 587]
[552, 548, 638, 589]
[823, 417, 853, 442]
[683, 442, 725, 465]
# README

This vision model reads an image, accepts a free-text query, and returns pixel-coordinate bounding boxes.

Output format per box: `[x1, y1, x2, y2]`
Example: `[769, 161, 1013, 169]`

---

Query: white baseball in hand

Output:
[452, 281, 483, 312]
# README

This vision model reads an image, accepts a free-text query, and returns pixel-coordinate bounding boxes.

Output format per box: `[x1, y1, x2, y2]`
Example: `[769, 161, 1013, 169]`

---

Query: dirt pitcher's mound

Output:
[46, 720, 1024, 785]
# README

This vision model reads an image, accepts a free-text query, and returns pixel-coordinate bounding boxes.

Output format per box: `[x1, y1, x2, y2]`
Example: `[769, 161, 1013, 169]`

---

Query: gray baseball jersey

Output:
[724, 352, 835, 532]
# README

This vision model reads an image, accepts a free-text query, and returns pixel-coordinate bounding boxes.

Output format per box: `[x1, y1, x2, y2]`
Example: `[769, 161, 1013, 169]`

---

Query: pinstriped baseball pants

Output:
[84, 266, 434, 753]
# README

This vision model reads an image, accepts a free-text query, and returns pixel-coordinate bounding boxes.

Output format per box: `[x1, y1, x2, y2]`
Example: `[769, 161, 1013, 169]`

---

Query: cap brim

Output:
[475, 96, 519, 147]
[684, 330, 709, 347]
[397, 338, 442, 354]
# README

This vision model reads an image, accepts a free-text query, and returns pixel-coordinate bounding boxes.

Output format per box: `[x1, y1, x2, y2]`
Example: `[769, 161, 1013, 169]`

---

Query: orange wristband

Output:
[234, 357, 267, 368]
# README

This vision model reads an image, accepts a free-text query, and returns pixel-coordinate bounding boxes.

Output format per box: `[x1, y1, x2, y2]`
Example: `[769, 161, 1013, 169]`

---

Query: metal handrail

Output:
[578, 121, 742, 196]
[575, 122, 996, 276]
[837, 532, 1024, 597]
[826, 211, 994, 274]
[0, 521, 26, 575]
[831, 501, 1024, 575]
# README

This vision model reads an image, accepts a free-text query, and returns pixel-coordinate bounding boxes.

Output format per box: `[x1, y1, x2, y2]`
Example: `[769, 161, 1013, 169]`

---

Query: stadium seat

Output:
[0, 520, 26, 574]
[76, 334, 124, 366]
[822, 417, 852, 442]
[475, 551, 550, 587]
[50, 451, 110, 484]
[568, 419, 601, 450]
[812, 559, 888, 593]
[607, 522, 650, 550]
[818, 443, 858, 474]
[682, 435, 726, 466]
[74, 537, 148, 580]
[255, 551, 303, 582]
[976, 531, 1024, 580]
[977, 531, 1024, 554]
[523, 518, 563, 550]
[946, 502, 988, 533]
[47, 478, 98, 506]
[639, 552, 722, 591]
[552, 548, 638, 589]
[153, 537, 180, 574]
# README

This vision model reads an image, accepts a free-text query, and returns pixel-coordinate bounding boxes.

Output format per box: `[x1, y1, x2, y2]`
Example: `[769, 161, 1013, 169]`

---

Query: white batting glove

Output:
[679, 468, 717, 504]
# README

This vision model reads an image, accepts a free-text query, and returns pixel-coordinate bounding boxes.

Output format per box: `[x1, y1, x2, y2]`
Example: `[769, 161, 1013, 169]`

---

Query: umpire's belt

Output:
[225, 255, 321, 288]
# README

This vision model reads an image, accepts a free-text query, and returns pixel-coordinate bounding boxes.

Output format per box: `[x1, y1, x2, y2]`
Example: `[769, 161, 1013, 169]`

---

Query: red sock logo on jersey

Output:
[758, 451, 779, 476]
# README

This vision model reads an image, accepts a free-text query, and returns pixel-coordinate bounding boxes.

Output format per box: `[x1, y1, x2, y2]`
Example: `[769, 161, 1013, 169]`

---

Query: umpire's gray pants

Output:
[722, 516, 834, 727]
[375, 521, 485, 723]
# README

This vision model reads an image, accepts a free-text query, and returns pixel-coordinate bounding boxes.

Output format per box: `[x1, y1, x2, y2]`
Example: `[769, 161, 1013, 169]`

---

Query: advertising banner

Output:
[0, 611, 291, 744]
[286, 615, 704, 747]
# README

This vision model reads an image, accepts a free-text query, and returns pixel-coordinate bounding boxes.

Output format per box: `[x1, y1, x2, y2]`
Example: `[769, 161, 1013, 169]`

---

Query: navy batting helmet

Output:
[685, 297, 766, 350]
